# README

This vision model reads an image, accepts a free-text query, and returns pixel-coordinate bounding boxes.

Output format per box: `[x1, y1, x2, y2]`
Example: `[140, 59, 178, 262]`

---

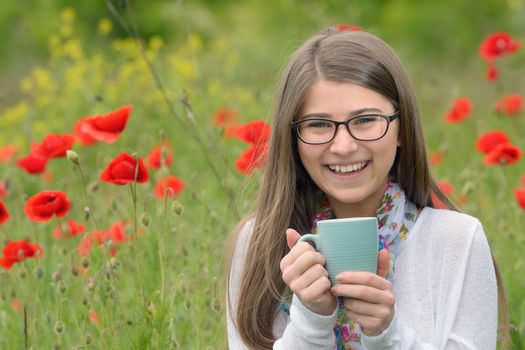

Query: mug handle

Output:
[297, 234, 319, 249]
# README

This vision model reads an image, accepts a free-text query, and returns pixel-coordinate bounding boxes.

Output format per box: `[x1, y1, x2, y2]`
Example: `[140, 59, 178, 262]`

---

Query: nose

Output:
[329, 124, 359, 154]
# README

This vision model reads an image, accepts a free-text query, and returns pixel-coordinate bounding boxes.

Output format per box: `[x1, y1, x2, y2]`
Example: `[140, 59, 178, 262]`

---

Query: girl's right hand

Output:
[280, 228, 337, 316]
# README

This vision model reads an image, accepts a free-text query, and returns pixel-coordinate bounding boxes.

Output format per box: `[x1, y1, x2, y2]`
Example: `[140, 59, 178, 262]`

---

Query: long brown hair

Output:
[227, 28, 509, 349]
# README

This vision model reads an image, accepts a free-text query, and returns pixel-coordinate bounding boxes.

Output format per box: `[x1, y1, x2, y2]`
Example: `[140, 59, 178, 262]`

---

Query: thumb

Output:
[377, 249, 390, 278]
[286, 229, 301, 249]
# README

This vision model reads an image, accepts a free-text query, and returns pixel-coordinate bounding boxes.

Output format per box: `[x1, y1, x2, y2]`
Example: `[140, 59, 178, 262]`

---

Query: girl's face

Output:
[297, 80, 399, 218]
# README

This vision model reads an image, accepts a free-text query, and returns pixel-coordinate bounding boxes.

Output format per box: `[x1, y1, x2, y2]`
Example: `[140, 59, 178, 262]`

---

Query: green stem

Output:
[0, 225, 8, 242]
[73, 161, 138, 350]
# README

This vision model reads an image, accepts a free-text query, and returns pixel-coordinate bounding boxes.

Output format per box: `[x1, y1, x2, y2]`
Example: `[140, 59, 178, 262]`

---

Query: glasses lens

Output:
[348, 115, 388, 140]
[297, 119, 336, 144]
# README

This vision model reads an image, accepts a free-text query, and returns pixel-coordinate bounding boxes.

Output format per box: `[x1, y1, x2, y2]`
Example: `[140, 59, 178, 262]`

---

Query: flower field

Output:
[0, 2, 524, 349]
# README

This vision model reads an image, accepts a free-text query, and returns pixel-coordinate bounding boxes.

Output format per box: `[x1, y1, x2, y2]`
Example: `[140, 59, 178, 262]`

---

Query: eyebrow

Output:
[298, 107, 386, 121]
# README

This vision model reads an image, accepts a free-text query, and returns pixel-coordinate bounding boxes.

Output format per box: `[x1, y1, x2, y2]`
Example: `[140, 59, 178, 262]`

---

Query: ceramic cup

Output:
[297, 217, 378, 285]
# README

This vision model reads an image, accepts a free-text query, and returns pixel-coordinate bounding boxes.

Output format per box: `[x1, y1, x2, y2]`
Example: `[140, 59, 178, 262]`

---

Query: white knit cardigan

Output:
[227, 207, 498, 349]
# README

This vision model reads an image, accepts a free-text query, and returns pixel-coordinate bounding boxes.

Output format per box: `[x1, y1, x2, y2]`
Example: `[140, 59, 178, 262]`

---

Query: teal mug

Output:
[298, 217, 378, 285]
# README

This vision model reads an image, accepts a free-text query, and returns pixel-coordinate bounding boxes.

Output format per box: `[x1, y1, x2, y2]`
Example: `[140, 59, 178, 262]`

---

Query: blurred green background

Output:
[0, 0, 524, 348]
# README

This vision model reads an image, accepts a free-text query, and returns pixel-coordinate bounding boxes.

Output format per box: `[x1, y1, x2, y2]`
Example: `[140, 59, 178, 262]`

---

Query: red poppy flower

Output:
[444, 97, 472, 123]
[0, 201, 9, 224]
[77, 230, 106, 256]
[106, 221, 131, 243]
[0, 181, 6, 197]
[89, 310, 100, 325]
[515, 188, 525, 209]
[475, 130, 510, 154]
[16, 153, 49, 174]
[52, 220, 86, 239]
[0, 145, 18, 162]
[429, 151, 444, 166]
[154, 175, 185, 198]
[31, 134, 75, 158]
[336, 24, 363, 32]
[146, 143, 172, 169]
[0, 240, 44, 269]
[496, 94, 523, 116]
[437, 181, 454, 196]
[100, 153, 149, 185]
[234, 120, 271, 145]
[483, 143, 522, 165]
[430, 191, 448, 210]
[24, 191, 71, 222]
[486, 61, 499, 81]
[235, 143, 268, 175]
[479, 32, 520, 60]
[73, 105, 132, 145]
[212, 108, 241, 128]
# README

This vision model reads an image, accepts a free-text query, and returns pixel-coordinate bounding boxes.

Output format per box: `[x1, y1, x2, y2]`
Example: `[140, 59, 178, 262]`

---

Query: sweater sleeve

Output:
[361, 222, 498, 350]
[227, 221, 338, 349]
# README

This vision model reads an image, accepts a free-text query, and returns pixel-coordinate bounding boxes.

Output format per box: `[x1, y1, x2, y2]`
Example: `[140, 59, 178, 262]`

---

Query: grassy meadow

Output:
[0, 1, 524, 349]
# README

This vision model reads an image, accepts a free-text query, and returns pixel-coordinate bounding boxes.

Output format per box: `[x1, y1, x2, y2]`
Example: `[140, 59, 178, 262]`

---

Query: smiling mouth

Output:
[327, 161, 368, 174]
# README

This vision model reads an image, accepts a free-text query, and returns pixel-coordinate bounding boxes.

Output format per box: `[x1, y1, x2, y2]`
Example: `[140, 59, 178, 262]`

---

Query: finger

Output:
[377, 249, 390, 278]
[335, 272, 391, 290]
[331, 284, 392, 305]
[281, 249, 325, 284]
[280, 236, 317, 272]
[344, 309, 389, 337]
[286, 228, 301, 249]
[289, 264, 329, 292]
[342, 297, 393, 318]
[297, 275, 333, 304]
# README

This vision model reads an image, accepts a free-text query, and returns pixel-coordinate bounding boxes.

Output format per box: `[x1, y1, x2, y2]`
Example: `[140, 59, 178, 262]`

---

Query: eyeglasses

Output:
[291, 112, 400, 144]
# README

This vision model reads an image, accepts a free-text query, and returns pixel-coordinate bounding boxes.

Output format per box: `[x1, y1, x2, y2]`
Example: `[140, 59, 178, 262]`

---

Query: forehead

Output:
[299, 80, 393, 118]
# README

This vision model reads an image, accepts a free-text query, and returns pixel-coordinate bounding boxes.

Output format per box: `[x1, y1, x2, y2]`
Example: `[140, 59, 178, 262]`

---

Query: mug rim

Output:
[318, 217, 377, 225]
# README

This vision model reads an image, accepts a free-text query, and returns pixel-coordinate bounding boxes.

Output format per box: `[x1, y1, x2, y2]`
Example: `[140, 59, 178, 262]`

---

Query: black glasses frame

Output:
[291, 112, 400, 144]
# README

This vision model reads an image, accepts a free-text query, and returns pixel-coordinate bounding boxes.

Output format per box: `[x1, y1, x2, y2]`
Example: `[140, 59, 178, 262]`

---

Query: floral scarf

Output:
[279, 181, 418, 349]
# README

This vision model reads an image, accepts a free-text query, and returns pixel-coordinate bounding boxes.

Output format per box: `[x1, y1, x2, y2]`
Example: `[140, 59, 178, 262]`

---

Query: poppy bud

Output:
[70, 265, 79, 277]
[58, 281, 67, 294]
[88, 181, 99, 193]
[85, 334, 92, 345]
[83, 206, 91, 219]
[19, 269, 27, 279]
[66, 150, 80, 165]
[86, 280, 96, 292]
[53, 271, 62, 283]
[171, 201, 183, 216]
[54, 320, 64, 334]
[140, 212, 151, 227]
[35, 266, 45, 279]
[81, 258, 89, 268]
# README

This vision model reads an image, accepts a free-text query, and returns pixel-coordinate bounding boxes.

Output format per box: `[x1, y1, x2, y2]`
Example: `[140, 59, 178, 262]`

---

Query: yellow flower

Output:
[98, 18, 113, 36]
[149, 35, 164, 52]
[60, 7, 76, 23]
[0, 102, 28, 127]
[188, 34, 203, 52]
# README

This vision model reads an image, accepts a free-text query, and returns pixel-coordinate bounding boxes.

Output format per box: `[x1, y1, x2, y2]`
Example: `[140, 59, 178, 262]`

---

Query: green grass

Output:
[0, 2, 524, 349]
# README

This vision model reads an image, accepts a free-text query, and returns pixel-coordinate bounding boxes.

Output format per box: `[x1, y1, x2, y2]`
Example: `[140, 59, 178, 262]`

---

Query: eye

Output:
[353, 115, 379, 125]
[304, 119, 332, 128]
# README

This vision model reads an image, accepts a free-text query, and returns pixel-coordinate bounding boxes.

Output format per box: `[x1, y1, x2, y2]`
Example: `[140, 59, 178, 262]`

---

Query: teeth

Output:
[329, 162, 367, 174]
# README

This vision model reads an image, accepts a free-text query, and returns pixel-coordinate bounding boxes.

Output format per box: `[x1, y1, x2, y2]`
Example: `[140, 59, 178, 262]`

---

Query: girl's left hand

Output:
[330, 249, 394, 336]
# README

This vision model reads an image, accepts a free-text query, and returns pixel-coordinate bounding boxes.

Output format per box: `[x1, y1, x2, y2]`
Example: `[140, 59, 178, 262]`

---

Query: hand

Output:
[279, 229, 337, 316]
[330, 249, 394, 336]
